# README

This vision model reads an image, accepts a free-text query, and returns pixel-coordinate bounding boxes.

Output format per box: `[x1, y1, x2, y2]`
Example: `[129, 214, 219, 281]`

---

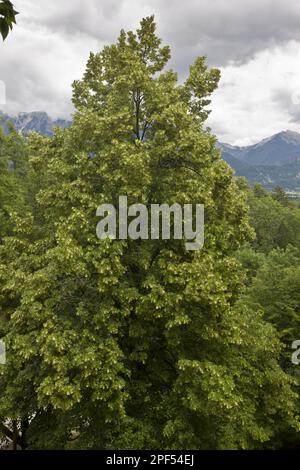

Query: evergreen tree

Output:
[272, 186, 289, 207]
[248, 186, 300, 252]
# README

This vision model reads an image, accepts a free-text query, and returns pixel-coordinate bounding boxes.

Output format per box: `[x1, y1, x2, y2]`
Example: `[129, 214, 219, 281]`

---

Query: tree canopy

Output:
[0, 1, 18, 40]
[0, 16, 299, 450]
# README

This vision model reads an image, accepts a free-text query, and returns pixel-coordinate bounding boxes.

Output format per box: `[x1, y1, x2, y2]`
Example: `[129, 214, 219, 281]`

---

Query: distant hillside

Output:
[218, 131, 300, 191]
[0, 111, 71, 136]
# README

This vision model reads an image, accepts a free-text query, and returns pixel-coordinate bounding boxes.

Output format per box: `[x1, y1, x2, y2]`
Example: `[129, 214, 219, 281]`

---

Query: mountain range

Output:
[218, 130, 300, 191]
[1, 111, 300, 192]
[0, 111, 71, 136]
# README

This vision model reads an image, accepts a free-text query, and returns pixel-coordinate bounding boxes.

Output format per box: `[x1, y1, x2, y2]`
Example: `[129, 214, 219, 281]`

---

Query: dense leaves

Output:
[236, 182, 300, 446]
[0, 17, 299, 449]
[0, 1, 18, 40]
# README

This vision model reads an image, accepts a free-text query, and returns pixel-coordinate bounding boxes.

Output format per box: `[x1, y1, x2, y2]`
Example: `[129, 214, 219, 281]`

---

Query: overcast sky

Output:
[1, 0, 300, 145]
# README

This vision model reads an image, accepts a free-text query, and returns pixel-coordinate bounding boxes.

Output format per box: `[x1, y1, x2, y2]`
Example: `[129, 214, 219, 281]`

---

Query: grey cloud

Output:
[272, 88, 300, 124]
[18, 0, 148, 42]
[151, 0, 300, 66]
[16, 0, 300, 66]
[2, 0, 300, 142]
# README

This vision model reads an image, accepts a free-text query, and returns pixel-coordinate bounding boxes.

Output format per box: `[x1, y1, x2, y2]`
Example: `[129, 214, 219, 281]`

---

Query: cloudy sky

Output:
[2, 0, 300, 145]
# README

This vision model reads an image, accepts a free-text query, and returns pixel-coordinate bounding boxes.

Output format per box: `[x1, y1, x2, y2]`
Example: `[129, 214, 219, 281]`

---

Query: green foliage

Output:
[0, 17, 299, 450]
[0, 127, 28, 239]
[243, 246, 300, 355]
[236, 186, 300, 447]
[235, 245, 266, 286]
[248, 185, 300, 253]
[0, 0, 18, 40]
[272, 186, 290, 206]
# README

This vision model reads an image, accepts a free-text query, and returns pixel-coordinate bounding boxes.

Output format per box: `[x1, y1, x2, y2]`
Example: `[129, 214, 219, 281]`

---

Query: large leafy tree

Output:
[0, 0, 18, 40]
[0, 17, 298, 449]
